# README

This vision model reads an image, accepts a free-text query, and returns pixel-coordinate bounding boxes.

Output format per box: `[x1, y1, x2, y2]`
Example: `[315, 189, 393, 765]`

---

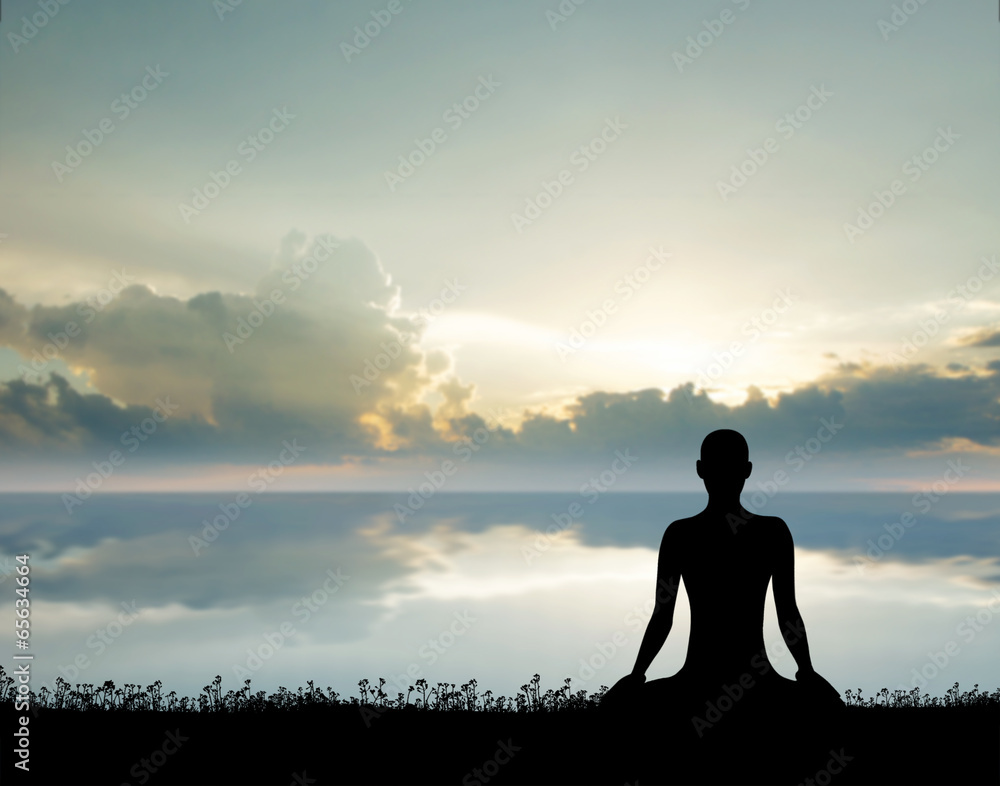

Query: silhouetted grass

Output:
[0, 668, 601, 712]
[2, 665, 996, 713]
[4, 666, 998, 784]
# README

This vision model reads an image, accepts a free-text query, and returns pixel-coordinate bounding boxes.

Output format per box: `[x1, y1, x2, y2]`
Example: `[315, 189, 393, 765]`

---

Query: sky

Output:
[0, 0, 998, 492]
[0, 0, 999, 716]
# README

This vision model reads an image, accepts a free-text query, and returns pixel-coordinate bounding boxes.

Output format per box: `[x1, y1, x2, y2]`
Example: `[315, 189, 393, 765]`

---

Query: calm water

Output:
[2, 492, 998, 701]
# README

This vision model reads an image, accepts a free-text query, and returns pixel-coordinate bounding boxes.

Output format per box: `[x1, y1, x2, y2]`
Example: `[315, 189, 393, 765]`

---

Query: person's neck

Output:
[705, 495, 744, 515]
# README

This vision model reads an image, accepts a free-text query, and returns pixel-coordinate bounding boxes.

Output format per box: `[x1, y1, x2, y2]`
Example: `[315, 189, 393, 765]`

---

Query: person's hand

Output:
[599, 672, 645, 712]
[620, 672, 646, 689]
[795, 669, 842, 704]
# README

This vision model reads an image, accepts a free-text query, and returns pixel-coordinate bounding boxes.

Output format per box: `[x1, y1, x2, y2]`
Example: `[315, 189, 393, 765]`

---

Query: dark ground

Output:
[5, 702, 998, 785]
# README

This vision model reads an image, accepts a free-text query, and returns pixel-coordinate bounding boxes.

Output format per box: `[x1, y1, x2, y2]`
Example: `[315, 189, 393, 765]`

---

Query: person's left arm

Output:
[630, 522, 682, 678]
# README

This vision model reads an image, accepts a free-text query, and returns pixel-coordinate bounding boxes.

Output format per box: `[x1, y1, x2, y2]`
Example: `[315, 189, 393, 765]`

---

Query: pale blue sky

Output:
[0, 0, 998, 489]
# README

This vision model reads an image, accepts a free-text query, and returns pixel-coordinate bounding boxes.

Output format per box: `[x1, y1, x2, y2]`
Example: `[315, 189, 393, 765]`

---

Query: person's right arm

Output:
[770, 517, 815, 677]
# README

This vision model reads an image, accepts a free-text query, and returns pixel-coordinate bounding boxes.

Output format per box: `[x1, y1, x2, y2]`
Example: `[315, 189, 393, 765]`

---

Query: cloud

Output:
[3, 347, 1000, 470]
[0, 232, 463, 463]
[6, 495, 419, 640]
[2, 233, 1000, 472]
[961, 327, 1000, 347]
[3, 493, 997, 623]
[479, 361, 1000, 463]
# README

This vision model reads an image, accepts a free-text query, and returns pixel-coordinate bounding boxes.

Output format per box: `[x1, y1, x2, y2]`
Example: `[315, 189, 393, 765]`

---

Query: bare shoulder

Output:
[657, 517, 692, 548]
[664, 516, 694, 537]
[753, 514, 792, 542]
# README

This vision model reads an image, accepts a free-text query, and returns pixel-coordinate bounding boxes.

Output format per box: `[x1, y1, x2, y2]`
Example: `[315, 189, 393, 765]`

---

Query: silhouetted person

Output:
[599, 429, 843, 780]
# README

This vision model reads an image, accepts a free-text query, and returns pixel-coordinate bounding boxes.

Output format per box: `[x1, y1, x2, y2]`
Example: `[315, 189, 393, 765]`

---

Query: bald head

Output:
[700, 429, 749, 465]
[696, 430, 751, 501]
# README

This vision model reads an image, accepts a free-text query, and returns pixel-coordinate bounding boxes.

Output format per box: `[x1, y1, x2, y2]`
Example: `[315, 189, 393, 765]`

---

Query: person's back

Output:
[672, 510, 783, 684]
[598, 430, 843, 768]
